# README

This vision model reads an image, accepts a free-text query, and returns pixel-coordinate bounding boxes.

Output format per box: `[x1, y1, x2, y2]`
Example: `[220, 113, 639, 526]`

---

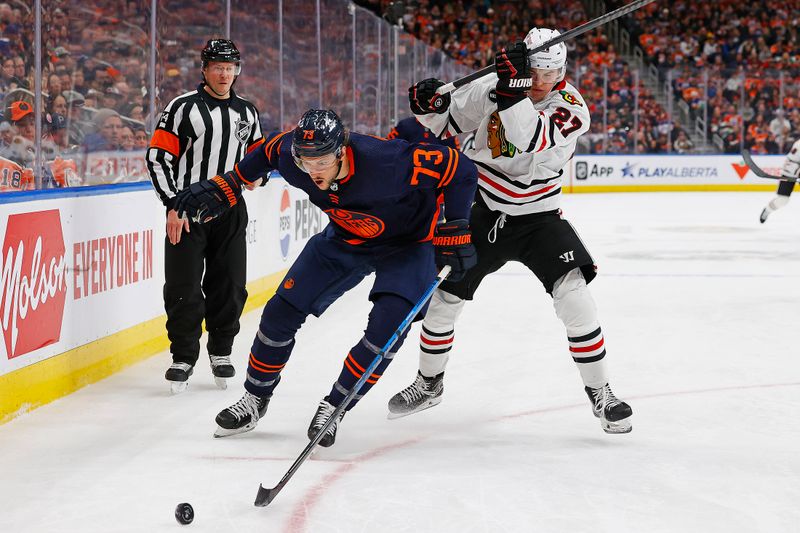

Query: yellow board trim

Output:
[0, 270, 287, 425]
[562, 184, 778, 193]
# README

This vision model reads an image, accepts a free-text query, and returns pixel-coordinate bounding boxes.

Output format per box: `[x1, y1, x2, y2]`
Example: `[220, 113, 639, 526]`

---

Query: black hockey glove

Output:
[174, 171, 242, 223]
[494, 41, 531, 111]
[409, 78, 450, 115]
[433, 219, 477, 282]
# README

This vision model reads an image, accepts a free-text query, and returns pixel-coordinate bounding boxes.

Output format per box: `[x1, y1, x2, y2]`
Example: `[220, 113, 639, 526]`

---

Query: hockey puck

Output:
[175, 503, 194, 525]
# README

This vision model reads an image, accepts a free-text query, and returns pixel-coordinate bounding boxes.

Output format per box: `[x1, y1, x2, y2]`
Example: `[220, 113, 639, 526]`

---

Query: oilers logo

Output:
[278, 187, 291, 260]
[324, 208, 385, 238]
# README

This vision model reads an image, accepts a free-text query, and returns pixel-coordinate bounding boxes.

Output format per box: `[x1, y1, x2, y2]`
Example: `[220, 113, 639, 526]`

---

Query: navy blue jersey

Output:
[387, 117, 460, 151]
[235, 131, 477, 246]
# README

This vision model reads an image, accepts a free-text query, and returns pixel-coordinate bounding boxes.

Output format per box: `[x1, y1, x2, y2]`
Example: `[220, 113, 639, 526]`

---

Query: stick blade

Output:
[254, 484, 276, 507]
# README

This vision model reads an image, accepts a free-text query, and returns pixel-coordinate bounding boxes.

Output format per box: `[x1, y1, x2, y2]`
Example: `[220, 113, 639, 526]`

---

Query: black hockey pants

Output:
[164, 201, 248, 365]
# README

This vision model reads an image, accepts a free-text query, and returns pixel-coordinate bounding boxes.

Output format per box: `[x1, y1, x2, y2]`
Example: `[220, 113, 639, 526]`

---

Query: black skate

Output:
[307, 397, 345, 447]
[209, 355, 235, 390]
[165, 362, 194, 395]
[387, 371, 444, 419]
[214, 392, 270, 438]
[585, 384, 633, 434]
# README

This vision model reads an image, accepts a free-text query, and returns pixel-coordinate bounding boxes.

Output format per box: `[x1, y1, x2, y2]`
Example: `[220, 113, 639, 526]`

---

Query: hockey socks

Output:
[328, 336, 396, 408]
[327, 294, 412, 408]
[244, 296, 305, 397]
[418, 289, 464, 377]
[568, 326, 608, 389]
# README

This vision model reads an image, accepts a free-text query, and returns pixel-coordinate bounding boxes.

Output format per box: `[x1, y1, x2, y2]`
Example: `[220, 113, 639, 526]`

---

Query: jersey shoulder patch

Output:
[559, 90, 583, 107]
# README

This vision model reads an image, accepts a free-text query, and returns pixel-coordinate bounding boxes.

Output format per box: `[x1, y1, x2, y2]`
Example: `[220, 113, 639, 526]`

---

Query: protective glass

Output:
[293, 153, 339, 173]
[531, 68, 562, 84]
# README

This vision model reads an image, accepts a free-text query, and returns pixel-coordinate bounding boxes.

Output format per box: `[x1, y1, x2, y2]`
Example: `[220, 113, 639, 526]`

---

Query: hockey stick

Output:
[435, 0, 657, 95]
[742, 150, 796, 182]
[254, 265, 452, 507]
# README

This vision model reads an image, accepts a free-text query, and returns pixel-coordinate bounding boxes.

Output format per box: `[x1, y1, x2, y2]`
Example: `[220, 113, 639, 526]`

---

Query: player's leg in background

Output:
[386, 288, 464, 419]
[551, 268, 632, 434]
[760, 180, 794, 223]
[388, 203, 508, 418]
[163, 220, 208, 393]
[203, 202, 248, 388]
[519, 215, 632, 434]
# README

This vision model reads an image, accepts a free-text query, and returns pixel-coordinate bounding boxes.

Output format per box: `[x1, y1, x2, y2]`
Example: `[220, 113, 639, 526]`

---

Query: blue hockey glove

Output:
[174, 171, 242, 223]
[433, 219, 477, 282]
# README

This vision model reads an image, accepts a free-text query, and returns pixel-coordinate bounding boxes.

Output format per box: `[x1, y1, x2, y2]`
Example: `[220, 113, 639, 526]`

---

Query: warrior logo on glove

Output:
[432, 219, 477, 282]
[174, 171, 243, 223]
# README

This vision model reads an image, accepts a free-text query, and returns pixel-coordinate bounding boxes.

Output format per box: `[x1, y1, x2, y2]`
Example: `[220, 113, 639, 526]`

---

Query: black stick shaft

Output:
[437, 0, 657, 94]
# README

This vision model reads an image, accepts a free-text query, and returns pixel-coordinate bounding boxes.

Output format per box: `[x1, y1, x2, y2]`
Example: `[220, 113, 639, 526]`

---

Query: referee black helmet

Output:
[201, 39, 241, 75]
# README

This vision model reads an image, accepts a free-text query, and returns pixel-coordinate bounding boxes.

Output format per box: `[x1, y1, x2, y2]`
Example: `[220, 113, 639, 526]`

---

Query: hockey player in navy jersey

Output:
[387, 116, 461, 151]
[173, 109, 478, 445]
[388, 29, 633, 434]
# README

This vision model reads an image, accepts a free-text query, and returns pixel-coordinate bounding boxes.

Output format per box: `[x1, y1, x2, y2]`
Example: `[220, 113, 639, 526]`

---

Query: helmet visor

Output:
[293, 152, 339, 173]
[531, 67, 563, 84]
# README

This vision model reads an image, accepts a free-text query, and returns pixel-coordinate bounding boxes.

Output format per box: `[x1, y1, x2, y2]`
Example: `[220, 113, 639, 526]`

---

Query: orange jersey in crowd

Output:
[0, 156, 34, 192]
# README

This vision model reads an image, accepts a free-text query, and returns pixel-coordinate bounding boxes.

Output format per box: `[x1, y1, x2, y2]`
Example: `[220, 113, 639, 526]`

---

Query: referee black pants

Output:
[164, 201, 248, 366]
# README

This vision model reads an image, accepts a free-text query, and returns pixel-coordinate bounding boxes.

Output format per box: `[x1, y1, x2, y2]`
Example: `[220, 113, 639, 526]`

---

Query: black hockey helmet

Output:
[201, 39, 241, 74]
[291, 109, 349, 166]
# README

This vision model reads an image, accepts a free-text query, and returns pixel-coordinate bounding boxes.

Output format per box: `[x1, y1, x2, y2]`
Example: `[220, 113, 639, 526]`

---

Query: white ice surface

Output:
[1, 192, 799, 533]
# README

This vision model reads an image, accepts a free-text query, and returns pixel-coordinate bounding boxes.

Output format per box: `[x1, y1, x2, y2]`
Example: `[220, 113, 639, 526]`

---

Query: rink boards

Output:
[566, 153, 786, 192]
[0, 177, 322, 423]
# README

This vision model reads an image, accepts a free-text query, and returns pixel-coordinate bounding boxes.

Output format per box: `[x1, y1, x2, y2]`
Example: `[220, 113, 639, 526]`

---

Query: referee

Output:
[146, 39, 264, 394]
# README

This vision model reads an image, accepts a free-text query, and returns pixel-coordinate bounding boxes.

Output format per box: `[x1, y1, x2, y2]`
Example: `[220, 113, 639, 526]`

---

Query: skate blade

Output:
[387, 396, 442, 420]
[213, 423, 256, 438]
[214, 376, 227, 390]
[601, 417, 632, 434]
[170, 381, 189, 395]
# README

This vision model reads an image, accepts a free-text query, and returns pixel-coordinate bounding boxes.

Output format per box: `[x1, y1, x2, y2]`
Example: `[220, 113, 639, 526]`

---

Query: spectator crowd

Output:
[2, 0, 798, 191]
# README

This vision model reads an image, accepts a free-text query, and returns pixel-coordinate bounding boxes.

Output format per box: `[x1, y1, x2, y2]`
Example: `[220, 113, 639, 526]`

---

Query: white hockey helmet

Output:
[524, 28, 568, 76]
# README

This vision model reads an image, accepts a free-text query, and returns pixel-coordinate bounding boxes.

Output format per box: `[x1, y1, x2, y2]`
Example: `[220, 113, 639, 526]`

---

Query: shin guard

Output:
[552, 268, 608, 389]
[419, 289, 465, 377]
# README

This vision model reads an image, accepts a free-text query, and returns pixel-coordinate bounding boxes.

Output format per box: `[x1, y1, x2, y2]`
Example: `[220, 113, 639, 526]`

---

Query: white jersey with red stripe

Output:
[417, 75, 590, 216]
[781, 139, 800, 179]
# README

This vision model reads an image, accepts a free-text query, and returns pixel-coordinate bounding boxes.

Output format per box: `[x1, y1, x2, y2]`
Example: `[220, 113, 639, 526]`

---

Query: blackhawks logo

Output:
[487, 112, 518, 159]
[559, 91, 582, 107]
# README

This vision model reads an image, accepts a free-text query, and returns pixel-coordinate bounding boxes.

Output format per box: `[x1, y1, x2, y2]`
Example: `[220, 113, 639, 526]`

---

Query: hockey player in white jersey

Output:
[388, 28, 633, 434]
[759, 139, 800, 223]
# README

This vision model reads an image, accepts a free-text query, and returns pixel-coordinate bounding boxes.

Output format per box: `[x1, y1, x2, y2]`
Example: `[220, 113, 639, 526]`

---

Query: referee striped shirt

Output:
[147, 83, 264, 207]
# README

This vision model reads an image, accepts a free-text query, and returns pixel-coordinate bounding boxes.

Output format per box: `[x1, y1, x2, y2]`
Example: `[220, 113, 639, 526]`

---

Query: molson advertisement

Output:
[0, 194, 161, 375]
[0, 176, 323, 378]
